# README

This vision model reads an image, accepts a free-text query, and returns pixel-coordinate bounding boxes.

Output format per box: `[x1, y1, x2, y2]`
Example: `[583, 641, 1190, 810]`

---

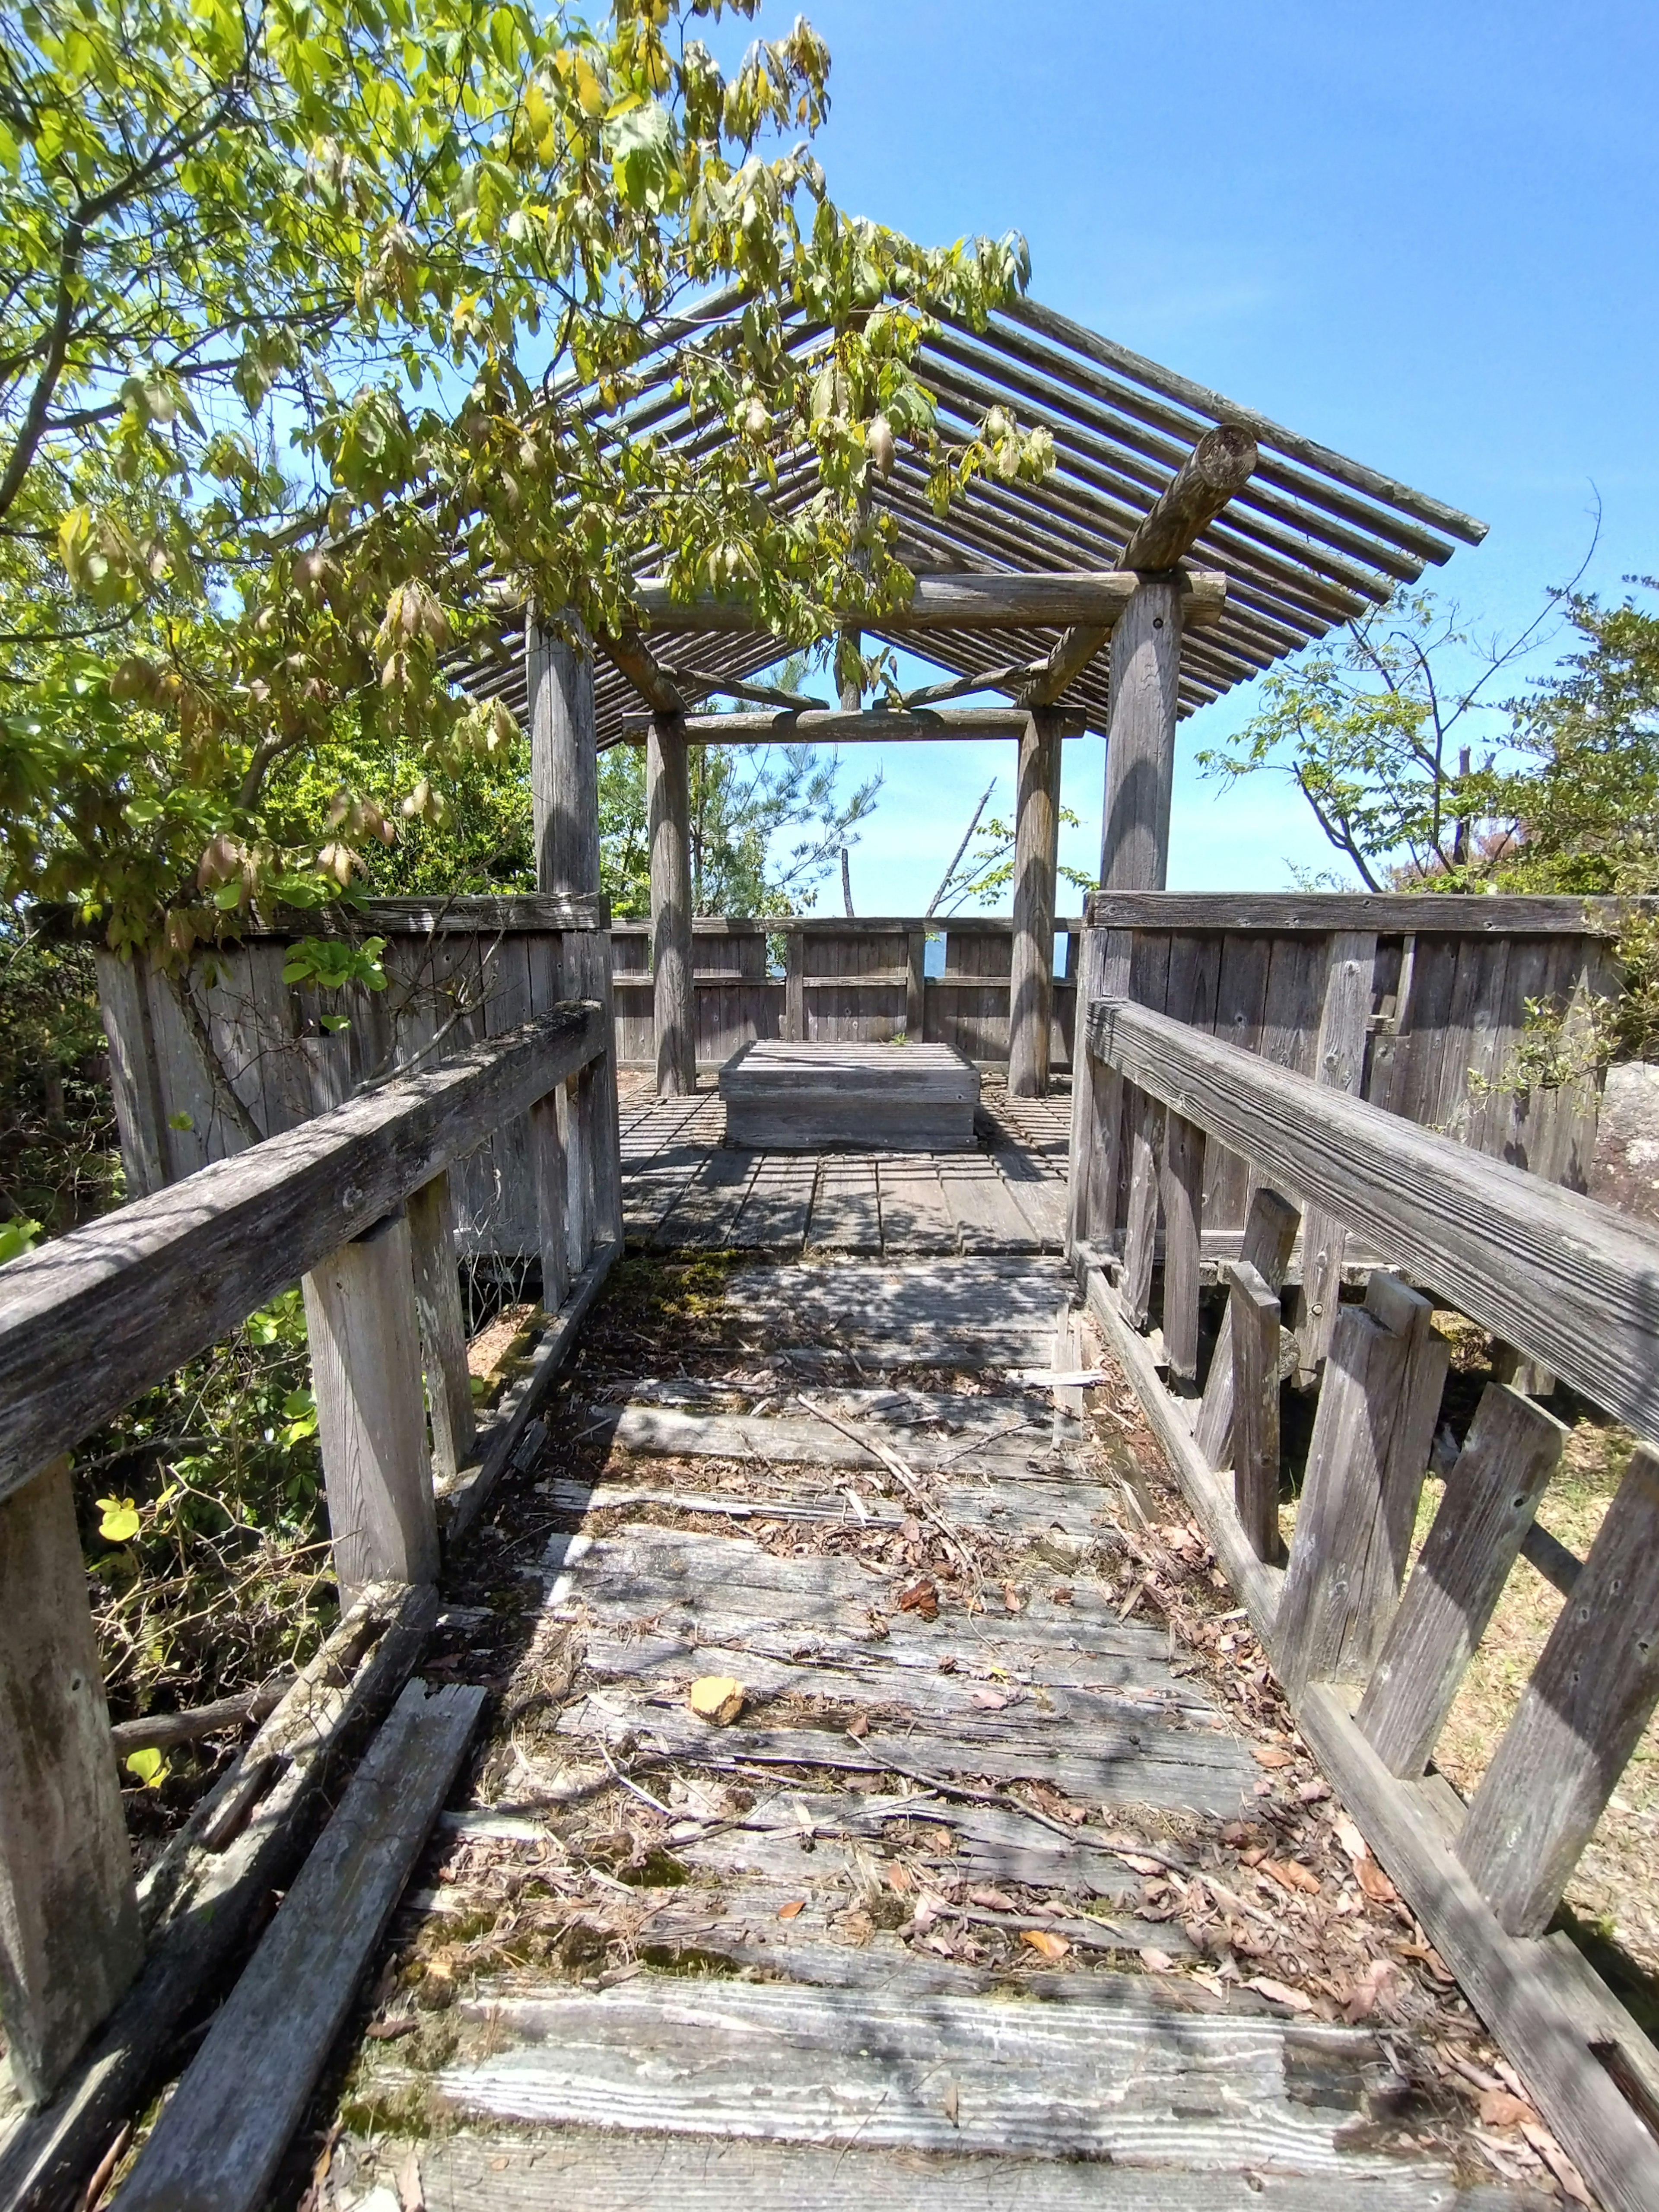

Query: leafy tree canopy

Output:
[0, 0, 1050, 957]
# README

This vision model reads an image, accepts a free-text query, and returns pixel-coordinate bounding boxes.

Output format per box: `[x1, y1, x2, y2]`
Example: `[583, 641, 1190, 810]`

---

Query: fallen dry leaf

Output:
[897, 1578, 939, 1621]
[397, 2148, 425, 2212]
[1116, 1850, 1166, 1876]
[886, 1861, 913, 1894]
[1354, 1856, 1398, 1905]
[1262, 1857, 1321, 1897]
[845, 1712, 870, 1738]
[968, 1885, 1018, 1913]
[969, 1687, 1008, 1710]
[1478, 2088, 1538, 2130]
[1251, 1745, 1294, 1769]
[1248, 1974, 1314, 2013]
[1022, 1928, 1071, 1961]
[942, 2079, 960, 2124]
[365, 2015, 418, 2041]
[1138, 1946, 1177, 1973]
[1001, 1580, 1024, 1614]
[1051, 1586, 1074, 1605]
[776, 1899, 806, 1921]
[1522, 2122, 1592, 2204]
[689, 1675, 745, 1725]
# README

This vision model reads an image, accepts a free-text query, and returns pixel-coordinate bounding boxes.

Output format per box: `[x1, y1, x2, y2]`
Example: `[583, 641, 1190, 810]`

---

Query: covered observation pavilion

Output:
[449, 288, 1487, 1098]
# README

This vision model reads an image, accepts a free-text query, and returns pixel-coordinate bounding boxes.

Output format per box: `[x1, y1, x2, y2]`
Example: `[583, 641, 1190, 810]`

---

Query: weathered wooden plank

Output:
[873, 1157, 959, 1252]
[1199, 933, 1272, 1232]
[0, 1459, 140, 2106]
[0, 1583, 436, 2212]
[117, 1679, 482, 2212]
[1193, 1187, 1300, 1468]
[1357, 1384, 1565, 1777]
[406, 1172, 476, 1485]
[937, 1155, 1043, 1255]
[1459, 1443, 1659, 1936]
[1274, 1275, 1446, 1695]
[302, 1211, 439, 1599]
[652, 1147, 757, 1250]
[1227, 1261, 1283, 1564]
[1159, 1112, 1205, 1388]
[0, 1004, 604, 1500]
[723, 1154, 816, 1251]
[1085, 892, 1639, 936]
[806, 1159, 884, 1254]
[1294, 931, 1376, 1379]
[1087, 995, 1659, 1438]
[1120, 1089, 1163, 1328]
[723, 1042, 979, 1152]
[93, 949, 169, 1197]
[393, 2126, 1522, 2210]
[238, 892, 607, 935]
[635, 567, 1226, 634]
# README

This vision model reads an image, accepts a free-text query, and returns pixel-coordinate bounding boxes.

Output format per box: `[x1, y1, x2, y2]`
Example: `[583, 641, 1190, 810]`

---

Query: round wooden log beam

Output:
[648, 712, 696, 1097]
[620, 707, 1085, 745]
[1120, 425, 1259, 574]
[528, 614, 600, 899]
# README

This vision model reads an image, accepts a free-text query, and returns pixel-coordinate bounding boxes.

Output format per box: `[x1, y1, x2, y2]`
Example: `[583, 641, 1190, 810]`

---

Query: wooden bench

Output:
[720, 1041, 979, 1152]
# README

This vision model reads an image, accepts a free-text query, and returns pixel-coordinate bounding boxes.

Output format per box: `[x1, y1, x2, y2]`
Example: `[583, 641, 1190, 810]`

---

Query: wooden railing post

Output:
[1120, 1089, 1163, 1328]
[0, 1456, 142, 2104]
[1066, 927, 1132, 1262]
[1227, 1259, 1284, 1563]
[1275, 1272, 1448, 1694]
[904, 926, 926, 1042]
[406, 1171, 476, 1484]
[1357, 1382, 1564, 1777]
[1193, 1185, 1300, 1467]
[1459, 1441, 1659, 1936]
[1157, 1110, 1205, 1389]
[303, 1212, 439, 1601]
[531, 1087, 569, 1313]
[1294, 930, 1377, 1382]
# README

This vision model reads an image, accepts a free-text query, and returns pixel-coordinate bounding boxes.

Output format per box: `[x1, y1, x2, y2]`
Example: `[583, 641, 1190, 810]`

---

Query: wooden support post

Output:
[905, 927, 926, 1042]
[303, 1213, 439, 1599]
[1459, 1442, 1659, 1936]
[0, 1457, 141, 2105]
[1158, 1110, 1205, 1390]
[566, 1064, 595, 1279]
[1194, 1185, 1301, 1467]
[1275, 1273, 1448, 1695]
[1227, 1259, 1284, 1563]
[531, 1087, 569, 1314]
[1065, 928, 1132, 1260]
[1120, 1090, 1163, 1329]
[567, 929, 621, 1249]
[1099, 573, 1183, 894]
[785, 927, 806, 1042]
[405, 1171, 475, 1484]
[1295, 931, 1377, 1381]
[528, 610, 600, 900]
[1008, 707, 1063, 1098]
[647, 710, 696, 1096]
[1357, 1383, 1565, 1778]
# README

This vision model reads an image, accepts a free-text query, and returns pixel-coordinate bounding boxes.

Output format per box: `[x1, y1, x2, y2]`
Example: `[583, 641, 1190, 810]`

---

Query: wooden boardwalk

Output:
[322, 1167, 1543, 2205]
[619, 1073, 1074, 1256]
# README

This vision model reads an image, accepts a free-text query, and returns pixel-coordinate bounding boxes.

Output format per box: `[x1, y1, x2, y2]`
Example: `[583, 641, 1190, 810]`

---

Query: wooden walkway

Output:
[619, 1073, 1074, 1256]
[319, 1135, 1546, 2207]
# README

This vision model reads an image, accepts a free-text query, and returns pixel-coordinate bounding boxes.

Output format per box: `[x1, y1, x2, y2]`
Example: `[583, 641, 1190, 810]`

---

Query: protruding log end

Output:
[1121, 423, 1259, 572]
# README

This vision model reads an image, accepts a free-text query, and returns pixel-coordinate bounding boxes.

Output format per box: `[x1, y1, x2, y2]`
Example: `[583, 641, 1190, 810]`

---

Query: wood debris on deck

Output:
[305, 1242, 1559, 2211]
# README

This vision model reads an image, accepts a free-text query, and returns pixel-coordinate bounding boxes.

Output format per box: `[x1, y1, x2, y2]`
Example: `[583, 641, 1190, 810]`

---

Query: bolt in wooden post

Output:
[1227, 1259, 1284, 1563]
[405, 1172, 476, 1485]
[1194, 1185, 1301, 1468]
[1459, 1442, 1659, 1936]
[1357, 1382, 1565, 1778]
[1275, 1272, 1448, 1695]
[0, 1456, 142, 2105]
[303, 1211, 439, 1600]
[1158, 1110, 1205, 1390]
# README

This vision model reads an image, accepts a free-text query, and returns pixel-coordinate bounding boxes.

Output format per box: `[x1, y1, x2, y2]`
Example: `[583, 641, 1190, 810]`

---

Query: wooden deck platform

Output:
[318, 1246, 1547, 2210]
[620, 1071, 1073, 1255]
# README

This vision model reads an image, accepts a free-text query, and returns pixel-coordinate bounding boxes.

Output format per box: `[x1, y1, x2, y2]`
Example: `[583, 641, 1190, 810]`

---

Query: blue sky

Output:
[747, 0, 1659, 915]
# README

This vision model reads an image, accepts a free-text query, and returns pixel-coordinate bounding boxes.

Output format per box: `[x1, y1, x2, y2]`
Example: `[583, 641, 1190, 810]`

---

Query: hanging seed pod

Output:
[864, 413, 896, 477]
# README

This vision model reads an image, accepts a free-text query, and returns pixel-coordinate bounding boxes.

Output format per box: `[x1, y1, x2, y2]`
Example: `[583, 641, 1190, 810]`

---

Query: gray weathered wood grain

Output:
[1294, 931, 1376, 1379]
[1193, 1187, 1300, 1468]
[406, 1171, 475, 1485]
[1227, 1261, 1283, 1564]
[116, 1679, 482, 2212]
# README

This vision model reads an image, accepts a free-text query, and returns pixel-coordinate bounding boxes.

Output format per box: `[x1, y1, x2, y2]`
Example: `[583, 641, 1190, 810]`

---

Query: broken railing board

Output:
[1458, 1443, 1659, 1938]
[1085, 996, 1659, 1438]
[1356, 1383, 1565, 1778]
[0, 1001, 604, 1497]
[721, 1041, 980, 1153]
[0, 1457, 141, 2107]
[118, 1678, 483, 2212]
[0, 1582, 436, 2212]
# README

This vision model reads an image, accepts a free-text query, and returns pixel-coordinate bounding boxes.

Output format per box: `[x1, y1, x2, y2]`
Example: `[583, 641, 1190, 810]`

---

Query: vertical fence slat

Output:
[1227, 1259, 1284, 1563]
[0, 1456, 142, 2105]
[1459, 1442, 1659, 1936]
[1275, 1273, 1447, 1694]
[1157, 1110, 1205, 1389]
[1120, 1091, 1164, 1329]
[406, 1171, 476, 1485]
[1357, 1382, 1564, 1778]
[1294, 930, 1378, 1382]
[304, 1212, 439, 1600]
[1193, 1185, 1300, 1468]
[531, 1088, 569, 1313]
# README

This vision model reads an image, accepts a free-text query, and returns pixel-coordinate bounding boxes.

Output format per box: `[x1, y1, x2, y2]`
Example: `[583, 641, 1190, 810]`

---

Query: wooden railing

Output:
[0, 997, 618, 2130]
[609, 914, 1084, 1069]
[1075, 988, 1659, 2212]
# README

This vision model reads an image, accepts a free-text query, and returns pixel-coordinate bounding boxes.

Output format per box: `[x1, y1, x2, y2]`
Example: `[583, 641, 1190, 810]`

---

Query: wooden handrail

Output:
[1085, 890, 1655, 934]
[0, 1001, 607, 1501]
[1085, 995, 1659, 1438]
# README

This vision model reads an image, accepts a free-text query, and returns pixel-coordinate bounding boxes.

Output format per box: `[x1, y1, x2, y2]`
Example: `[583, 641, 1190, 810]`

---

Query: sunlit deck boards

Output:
[620, 1073, 1070, 1257]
